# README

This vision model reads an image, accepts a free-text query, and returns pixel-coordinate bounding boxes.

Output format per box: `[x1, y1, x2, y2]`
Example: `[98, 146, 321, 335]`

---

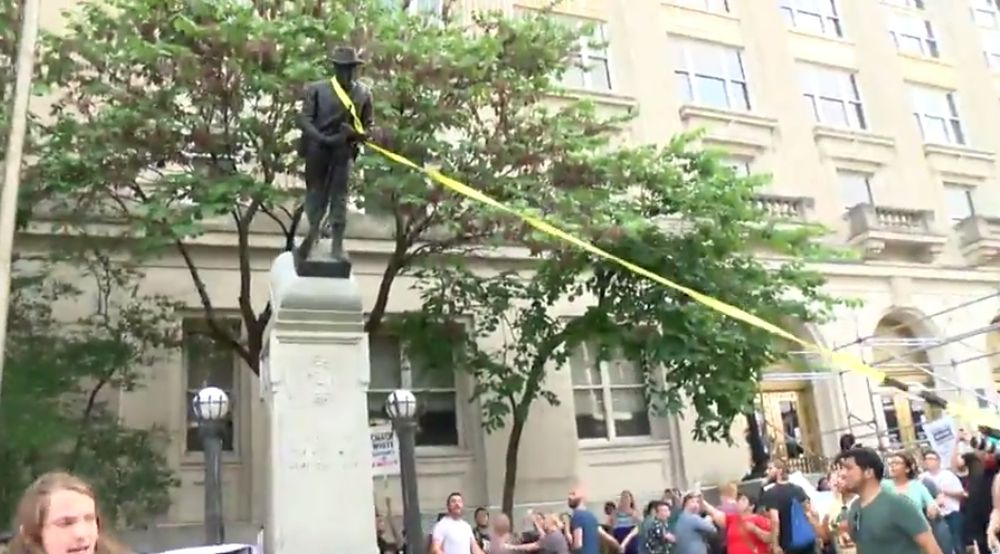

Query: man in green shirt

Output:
[836, 447, 943, 554]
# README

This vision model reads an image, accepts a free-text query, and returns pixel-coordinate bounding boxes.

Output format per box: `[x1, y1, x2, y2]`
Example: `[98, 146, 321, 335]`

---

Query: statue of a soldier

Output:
[295, 46, 374, 277]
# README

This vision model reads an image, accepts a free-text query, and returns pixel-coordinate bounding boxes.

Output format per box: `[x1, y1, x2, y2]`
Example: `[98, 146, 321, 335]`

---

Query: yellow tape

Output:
[328, 78, 1000, 431]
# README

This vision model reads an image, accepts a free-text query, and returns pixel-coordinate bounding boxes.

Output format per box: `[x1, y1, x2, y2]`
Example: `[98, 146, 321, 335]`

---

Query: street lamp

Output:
[193, 386, 229, 545]
[385, 389, 424, 554]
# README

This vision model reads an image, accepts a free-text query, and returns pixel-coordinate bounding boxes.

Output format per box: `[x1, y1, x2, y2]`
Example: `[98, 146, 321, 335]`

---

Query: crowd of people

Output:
[373, 430, 1000, 554]
[4, 427, 1000, 554]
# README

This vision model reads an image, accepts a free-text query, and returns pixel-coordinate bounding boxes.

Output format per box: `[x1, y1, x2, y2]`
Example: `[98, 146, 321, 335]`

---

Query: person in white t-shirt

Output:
[920, 450, 966, 554]
[431, 492, 484, 554]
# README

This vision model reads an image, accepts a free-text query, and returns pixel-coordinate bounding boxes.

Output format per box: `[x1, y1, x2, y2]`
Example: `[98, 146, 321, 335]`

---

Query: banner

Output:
[371, 424, 401, 477]
[156, 545, 253, 554]
[924, 416, 957, 469]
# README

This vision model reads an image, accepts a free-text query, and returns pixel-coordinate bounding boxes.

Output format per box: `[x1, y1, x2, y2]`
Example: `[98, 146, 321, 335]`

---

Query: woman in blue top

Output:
[881, 451, 940, 518]
[610, 490, 641, 554]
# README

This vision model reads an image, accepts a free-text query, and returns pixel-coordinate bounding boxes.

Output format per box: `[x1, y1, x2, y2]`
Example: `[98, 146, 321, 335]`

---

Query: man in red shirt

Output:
[703, 493, 771, 554]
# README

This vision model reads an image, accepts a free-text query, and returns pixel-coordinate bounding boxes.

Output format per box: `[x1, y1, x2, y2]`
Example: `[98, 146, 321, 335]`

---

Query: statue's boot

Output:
[330, 224, 346, 260]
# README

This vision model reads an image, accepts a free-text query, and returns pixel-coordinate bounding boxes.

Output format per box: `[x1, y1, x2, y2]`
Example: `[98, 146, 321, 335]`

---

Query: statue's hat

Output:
[330, 46, 364, 66]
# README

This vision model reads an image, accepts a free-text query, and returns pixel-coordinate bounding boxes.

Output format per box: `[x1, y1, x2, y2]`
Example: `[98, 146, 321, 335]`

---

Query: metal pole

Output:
[396, 418, 424, 554]
[862, 322, 1000, 408]
[201, 421, 226, 545]
[830, 291, 1000, 352]
[0, 0, 41, 401]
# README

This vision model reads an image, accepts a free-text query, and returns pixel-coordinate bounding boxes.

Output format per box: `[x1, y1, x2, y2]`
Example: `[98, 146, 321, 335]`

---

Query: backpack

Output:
[787, 497, 817, 550]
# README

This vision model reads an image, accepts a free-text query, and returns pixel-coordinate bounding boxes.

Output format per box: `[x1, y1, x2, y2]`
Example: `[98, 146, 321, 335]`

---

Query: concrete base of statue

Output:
[260, 252, 377, 554]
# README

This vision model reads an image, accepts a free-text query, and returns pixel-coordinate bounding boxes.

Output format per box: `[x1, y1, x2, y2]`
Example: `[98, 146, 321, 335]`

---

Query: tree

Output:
[0, 0, 20, 156]
[28, 0, 614, 374]
[396, 136, 846, 515]
[0, 251, 180, 526]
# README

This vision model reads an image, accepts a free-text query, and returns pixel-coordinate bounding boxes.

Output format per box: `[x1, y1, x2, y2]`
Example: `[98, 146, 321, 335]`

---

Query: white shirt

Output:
[432, 516, 475, 554]
[921, 469, 964, 515]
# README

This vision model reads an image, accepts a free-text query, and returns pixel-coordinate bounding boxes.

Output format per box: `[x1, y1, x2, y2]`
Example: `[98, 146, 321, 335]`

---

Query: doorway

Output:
[758, 387, 820, 460]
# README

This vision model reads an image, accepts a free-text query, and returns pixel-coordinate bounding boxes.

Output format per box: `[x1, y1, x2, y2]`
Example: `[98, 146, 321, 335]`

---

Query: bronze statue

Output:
[295, 46, 374, 277]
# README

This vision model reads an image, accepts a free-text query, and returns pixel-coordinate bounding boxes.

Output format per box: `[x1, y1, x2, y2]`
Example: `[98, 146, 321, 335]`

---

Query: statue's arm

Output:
[297, 84, 332, 144]
[360, 93, 374, 132]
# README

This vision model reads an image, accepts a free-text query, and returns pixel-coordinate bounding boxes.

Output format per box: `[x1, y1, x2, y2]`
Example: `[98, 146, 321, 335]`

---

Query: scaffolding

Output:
[759, 289, 1000, 460]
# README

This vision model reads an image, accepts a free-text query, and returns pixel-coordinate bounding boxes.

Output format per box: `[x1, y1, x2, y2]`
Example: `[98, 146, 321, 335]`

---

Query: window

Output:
[556, 16, 613, 92]
[983, 29, 1000, 68]
[675, 0, 731, 12]
[944, 183, 976, 222]
[909, 85, 965, 145]
[973, 0, 1000, 28]
[367, 334, 459, 447]
[382, 0, 441, 15]
[570, 343, 650, 441]
[971, 1, 1000, 67]
[674, 39, 750, 111]
[798, 64, 866, 129]
[883, 0, 925, 8]
[837, 170, 874, 211]
[888, 14, 939, 58]
[183, 318, 238, 452]
[777, 0, 844, 38]
[721, 156, 752, 177]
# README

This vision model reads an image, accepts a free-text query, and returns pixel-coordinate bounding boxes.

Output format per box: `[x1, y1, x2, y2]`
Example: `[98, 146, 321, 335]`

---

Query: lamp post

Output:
[385, 389, 424, 554]
[192, 386, 229, 545]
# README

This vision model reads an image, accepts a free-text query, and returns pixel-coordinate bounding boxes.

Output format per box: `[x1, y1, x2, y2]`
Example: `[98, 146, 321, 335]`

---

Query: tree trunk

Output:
[501, 414, 527, 517]
[744, 411, 768, 479]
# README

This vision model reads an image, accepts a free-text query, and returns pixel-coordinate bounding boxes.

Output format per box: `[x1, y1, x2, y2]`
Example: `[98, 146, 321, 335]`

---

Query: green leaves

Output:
[0, 254, 180, 526]
[24, 0, 629, 370]
[396, 136, 848, 452]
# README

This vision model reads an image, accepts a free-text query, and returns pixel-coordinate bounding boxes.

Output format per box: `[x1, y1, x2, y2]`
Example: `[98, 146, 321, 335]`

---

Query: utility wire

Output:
[830, 290, 1000, 353]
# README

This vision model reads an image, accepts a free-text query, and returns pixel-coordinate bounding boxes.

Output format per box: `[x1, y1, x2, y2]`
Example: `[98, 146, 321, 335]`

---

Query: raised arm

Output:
[360, 92, 374, 132]
[701, 500, 726, 528]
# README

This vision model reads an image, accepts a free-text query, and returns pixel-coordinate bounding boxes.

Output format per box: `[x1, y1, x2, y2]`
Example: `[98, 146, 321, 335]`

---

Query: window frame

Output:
[888, 13, 940, 58]
[972, 0, 1000, 68]
[402, 0, 443, 15]
[982, 28, 1000, 68]
[366, 333, 464, 452]
[181, 317, 241, 462]
[837, 170, 875, 212]
[557, 16, 614, 93]
[883, 0, 925, 8]
[943, 183, 977, 223]
[673, 38, 751, 111]
[799, 63, 867, 130]
[909, 85, 966, 146]
[973, 0, 1000, 28]
[777, 0, 844, 38]
[674, 0, 731, 12]
[721, 156, 753, 177]
[570, 343, 652, 444]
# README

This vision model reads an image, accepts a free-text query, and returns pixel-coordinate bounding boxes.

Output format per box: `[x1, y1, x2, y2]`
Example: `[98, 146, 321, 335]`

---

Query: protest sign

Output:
[924, 416, 957, 469]
[371, 424, 401, 477]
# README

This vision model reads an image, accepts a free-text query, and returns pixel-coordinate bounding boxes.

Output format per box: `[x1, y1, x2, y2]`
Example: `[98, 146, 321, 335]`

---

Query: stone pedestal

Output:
[261, 252, 377, 554]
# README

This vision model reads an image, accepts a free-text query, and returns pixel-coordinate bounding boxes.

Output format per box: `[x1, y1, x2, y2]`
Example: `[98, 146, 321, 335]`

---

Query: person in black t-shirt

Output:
[759, 460, 814, 554]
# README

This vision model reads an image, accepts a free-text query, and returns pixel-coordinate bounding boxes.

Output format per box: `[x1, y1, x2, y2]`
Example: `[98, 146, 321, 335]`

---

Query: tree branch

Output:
[234, 201, 263, 373]
[173, 238, 248, 366]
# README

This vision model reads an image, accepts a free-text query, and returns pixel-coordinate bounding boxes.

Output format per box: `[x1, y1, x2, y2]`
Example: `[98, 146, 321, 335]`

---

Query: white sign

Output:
[924, 416, 957, 469]
[157, 545, 253, 554]
[371, 424, 401, 476]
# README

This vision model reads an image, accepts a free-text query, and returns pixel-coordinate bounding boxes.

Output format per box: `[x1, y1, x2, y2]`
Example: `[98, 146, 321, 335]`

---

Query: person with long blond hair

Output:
[8, 472, 126, 554]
